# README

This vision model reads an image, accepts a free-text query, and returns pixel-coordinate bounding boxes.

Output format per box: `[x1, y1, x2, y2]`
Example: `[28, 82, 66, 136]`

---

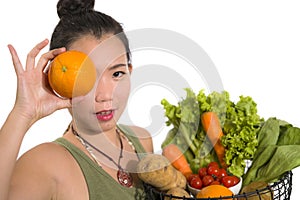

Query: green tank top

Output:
[54, 124, 148, 200]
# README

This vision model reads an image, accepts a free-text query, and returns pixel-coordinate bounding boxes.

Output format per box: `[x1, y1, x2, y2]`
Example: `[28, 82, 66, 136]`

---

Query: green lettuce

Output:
[221, 95, 264, 176]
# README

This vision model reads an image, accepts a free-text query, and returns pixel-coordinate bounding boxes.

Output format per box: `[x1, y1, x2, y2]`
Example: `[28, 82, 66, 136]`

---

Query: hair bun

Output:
[57, 0, 95, 18]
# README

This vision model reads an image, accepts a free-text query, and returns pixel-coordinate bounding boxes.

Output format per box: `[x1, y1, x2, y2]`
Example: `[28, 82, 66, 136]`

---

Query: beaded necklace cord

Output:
[71, 125, 133, 187]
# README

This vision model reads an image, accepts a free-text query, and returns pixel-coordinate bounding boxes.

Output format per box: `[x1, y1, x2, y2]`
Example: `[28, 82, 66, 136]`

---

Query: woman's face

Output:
[69, 34, 132, 134]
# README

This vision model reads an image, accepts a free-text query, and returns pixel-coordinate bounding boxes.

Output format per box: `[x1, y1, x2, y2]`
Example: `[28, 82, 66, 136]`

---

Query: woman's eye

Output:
[113, 71, 125, 78]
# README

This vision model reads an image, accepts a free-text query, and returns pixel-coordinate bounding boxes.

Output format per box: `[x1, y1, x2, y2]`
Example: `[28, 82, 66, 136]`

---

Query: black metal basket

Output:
[145, 171, 293, 200]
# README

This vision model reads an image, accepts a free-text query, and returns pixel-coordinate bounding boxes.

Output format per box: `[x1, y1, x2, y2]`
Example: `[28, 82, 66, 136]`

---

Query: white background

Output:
[0, 0, 299, 199]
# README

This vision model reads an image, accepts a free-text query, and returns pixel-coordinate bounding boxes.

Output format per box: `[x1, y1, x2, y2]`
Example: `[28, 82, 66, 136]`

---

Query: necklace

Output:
[71, 125, 133, 187]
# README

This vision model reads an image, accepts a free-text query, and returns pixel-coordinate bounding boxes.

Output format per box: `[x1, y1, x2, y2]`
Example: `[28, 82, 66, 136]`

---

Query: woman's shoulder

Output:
[15, 139, 86, 183]
[12, 141, 88, 199]
[19, 140, 70, 161]
[16, 141, 75, 174]
[10, 141, 75, 198]
[126, 125, 153, 153]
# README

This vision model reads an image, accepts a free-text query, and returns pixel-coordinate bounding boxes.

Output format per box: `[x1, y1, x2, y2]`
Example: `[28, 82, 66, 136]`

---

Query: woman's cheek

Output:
[71, 92, 97, 126]
[114, 78, 131, 104]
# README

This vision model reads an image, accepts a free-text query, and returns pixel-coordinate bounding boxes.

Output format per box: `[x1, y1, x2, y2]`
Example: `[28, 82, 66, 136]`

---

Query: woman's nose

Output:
[94, 78, 114, 102]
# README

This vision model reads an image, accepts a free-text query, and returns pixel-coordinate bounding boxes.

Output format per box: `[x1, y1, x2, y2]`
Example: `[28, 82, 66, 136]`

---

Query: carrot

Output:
[162, 143, 193, 179]
[201, 111, 227, 169]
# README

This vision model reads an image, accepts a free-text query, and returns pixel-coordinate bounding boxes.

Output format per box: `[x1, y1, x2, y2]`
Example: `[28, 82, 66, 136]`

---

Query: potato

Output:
[239, 181, 273, 200]
[164, 187, 190, 200]
[137, 154, 176, 188]
[174, 170, 187, 189]
[159, 169, 187, 191]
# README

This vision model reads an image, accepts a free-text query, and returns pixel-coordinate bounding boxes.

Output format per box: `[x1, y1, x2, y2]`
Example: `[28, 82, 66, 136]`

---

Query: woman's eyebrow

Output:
[108, 63, 127, 70]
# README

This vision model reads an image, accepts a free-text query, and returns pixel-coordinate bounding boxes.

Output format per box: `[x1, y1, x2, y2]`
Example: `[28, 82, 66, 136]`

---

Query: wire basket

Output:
[144, 171, 293, 200]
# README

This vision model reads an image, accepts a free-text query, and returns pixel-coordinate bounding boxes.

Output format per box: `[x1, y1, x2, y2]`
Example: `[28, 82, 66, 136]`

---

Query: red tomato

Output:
[232, 176, 240, 185]
[222, 176, 240, 188]
[188, 174, 199, 183]
[190, 176, 203, 189]
[202, 175, 214, 187]
[218, 168, 227, 178]
[207, 165, 220, 177]
[198, 167, 207, 178]
[208, 161, 219, 168]
[210, 180, 221, 185]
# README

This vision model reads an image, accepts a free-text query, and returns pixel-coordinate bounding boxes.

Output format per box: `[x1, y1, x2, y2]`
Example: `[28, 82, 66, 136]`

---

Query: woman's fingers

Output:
[8, 39, 66, 75]
[7, 44, 24, 75]
[37, 47, 66, 72]
[25, 39, 49, 70]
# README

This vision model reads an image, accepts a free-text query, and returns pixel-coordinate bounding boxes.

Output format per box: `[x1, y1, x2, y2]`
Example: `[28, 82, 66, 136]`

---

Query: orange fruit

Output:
[196, 185, 234, 199]
[48, 50, 96, 98]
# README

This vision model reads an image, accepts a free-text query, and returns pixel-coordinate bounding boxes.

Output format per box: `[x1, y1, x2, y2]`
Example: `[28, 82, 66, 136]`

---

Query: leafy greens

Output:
[161, 88, 264, 176]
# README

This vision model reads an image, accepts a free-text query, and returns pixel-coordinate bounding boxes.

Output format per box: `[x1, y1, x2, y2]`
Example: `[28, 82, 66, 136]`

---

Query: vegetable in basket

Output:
[136, 154, 186, 192]
[164, 187, 190, 200]
[201, 111, 227, 169]
[162, 143, 193, 178]
[243, 117, 300, 185]
[240, 181, 272, 200]
[161, 88, 263, 177]
[161, 89, 217, 173]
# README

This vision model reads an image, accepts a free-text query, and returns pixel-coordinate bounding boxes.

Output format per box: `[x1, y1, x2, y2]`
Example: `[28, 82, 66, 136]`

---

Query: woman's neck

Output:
[71, 122, 121, 148]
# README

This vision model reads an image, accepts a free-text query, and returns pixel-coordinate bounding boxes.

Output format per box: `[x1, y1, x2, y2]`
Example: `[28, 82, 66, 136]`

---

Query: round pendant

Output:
[117, 169, 133, 187]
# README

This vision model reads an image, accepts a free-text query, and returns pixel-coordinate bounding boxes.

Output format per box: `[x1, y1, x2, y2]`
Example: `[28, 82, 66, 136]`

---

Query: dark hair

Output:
[50, 0, 131, 63]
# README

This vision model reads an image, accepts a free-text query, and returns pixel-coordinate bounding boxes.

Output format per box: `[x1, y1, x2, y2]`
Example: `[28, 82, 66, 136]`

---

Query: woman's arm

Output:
[0, 39, 70, 199]
[0, 109, 33, 199]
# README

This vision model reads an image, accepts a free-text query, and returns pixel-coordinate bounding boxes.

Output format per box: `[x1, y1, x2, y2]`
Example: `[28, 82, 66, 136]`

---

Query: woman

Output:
[0, 0, 153, 199]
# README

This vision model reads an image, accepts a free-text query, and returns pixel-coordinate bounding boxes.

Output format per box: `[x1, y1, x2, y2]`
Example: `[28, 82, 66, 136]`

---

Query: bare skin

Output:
[0, 37, 153, 200]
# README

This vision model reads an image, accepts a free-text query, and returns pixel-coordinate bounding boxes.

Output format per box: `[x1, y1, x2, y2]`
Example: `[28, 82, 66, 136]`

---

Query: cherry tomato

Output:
[188, 174, 199, 183]
[210, 180, 221, 185]
[202, 175, 214, 187]
[232, 176, 240, 185]
[221, 176, 234, 187]
[218, 168, 228, 179]
[190, 176, 203, 189]
[198, 167, 207, 178]
[207, 165, 220, 177]
[222, 176, 240, 188]
[208, 161, 219, 168]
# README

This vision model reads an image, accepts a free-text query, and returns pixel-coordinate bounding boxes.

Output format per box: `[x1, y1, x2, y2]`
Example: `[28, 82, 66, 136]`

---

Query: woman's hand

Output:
[8, 39, 71, 124]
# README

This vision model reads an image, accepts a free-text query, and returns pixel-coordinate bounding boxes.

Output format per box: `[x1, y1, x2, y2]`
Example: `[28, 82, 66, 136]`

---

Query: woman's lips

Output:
[96, 110, 114, 121]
